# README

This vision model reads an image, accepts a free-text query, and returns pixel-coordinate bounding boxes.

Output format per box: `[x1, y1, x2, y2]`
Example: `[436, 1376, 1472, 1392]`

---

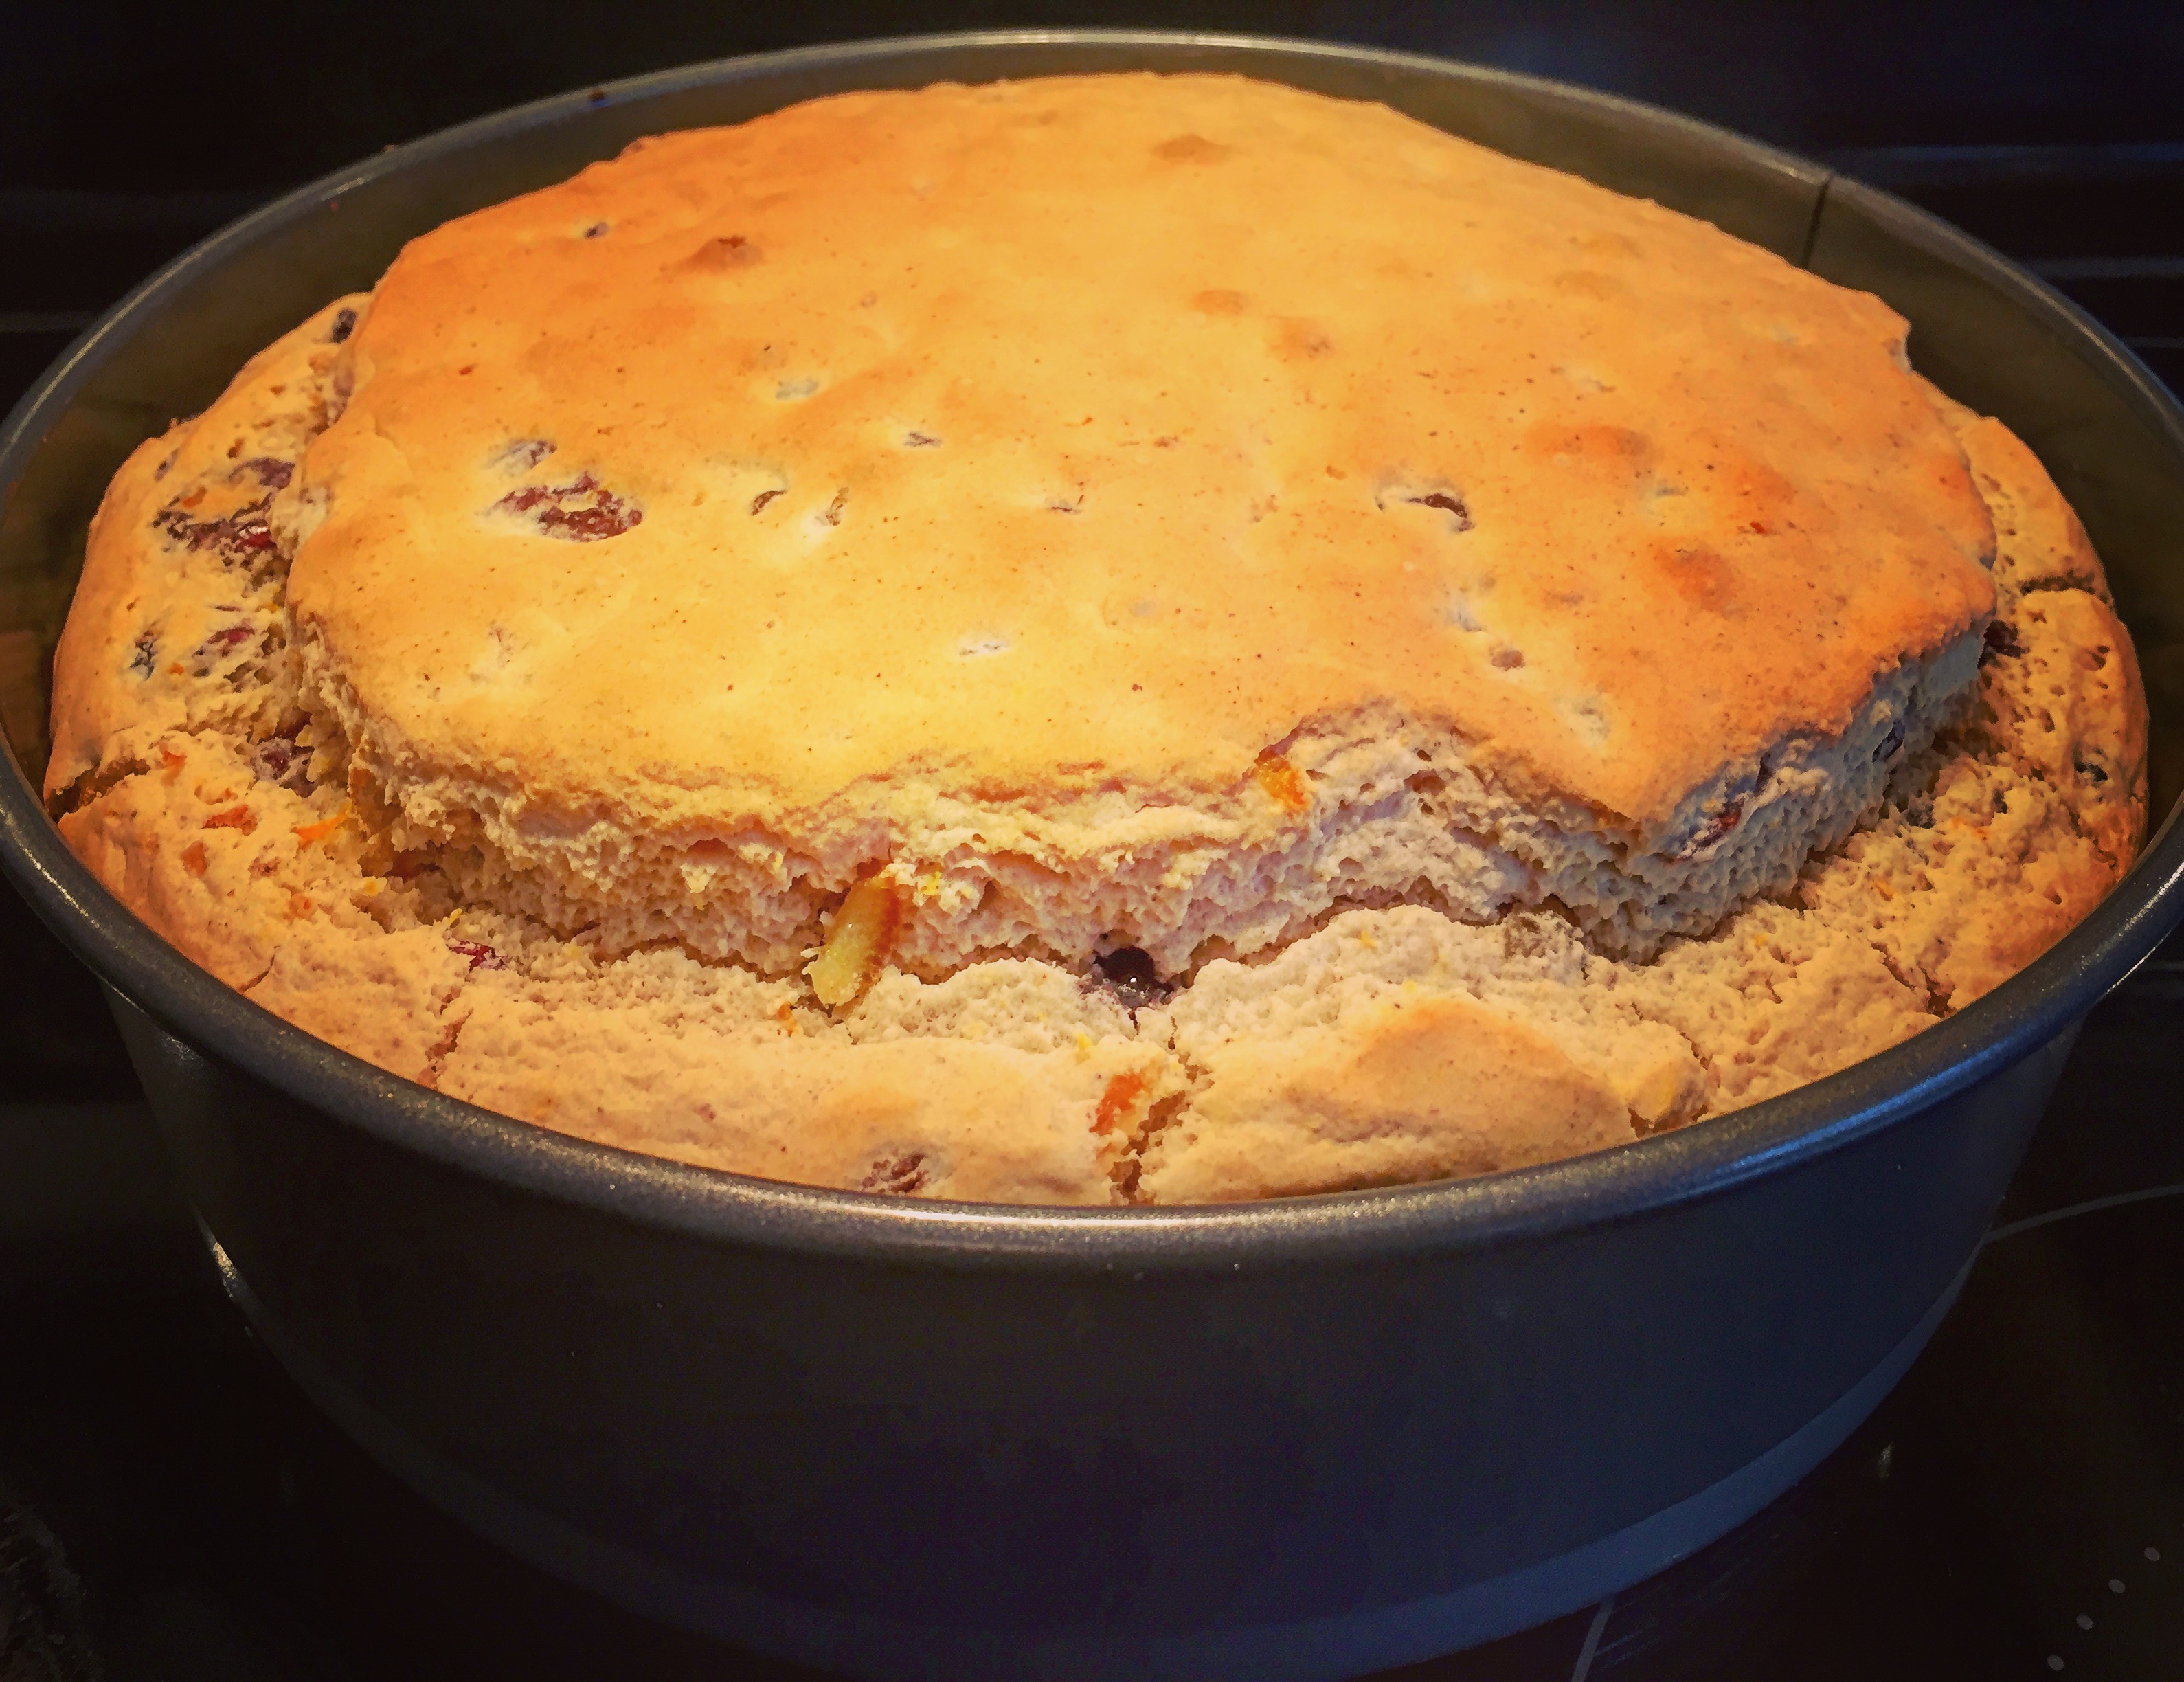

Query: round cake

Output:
[45, 74, 2148, 1202]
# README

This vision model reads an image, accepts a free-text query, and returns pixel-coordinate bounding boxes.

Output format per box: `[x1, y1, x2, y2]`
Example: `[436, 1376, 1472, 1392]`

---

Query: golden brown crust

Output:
[46, 435, 168, 800]
[292, 73, 1993, 947]
[47, 300, 357, 805]
[1141, 990, 1634, 1202]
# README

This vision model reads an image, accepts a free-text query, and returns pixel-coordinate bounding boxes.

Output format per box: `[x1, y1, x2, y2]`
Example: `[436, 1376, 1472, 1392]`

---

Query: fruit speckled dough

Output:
[46, 75, 2147, 1202]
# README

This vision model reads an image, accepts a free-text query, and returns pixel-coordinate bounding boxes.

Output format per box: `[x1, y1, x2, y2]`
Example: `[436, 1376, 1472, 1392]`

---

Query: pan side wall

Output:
[112, 990, 2068, 1665]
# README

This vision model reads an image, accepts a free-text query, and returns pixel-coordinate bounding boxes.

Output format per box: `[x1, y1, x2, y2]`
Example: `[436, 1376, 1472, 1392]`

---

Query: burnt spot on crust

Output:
[1982, 620, 2025, 660]
[1489, 646, 1524, 671]
[444, 937, 506, 971]
[328, 308, 357, 344]
[860, 1152, 928, 1195]
[1873, 718, 1906, 762]
[129, 633, 158, 677]
[583, 221, 611, 239]
[749, 487, 783, 516]
[902, 431, 941, 449]
[491, 474, 642, 541]
[1088, 946, 1171, 1013]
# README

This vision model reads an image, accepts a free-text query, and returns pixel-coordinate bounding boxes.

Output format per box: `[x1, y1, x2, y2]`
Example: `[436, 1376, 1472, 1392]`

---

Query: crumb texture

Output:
[44, 80, 2146, 1205]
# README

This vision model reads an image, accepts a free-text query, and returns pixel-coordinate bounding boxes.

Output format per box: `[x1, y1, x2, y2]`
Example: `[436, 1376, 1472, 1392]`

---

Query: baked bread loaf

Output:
[45, 74, 2148, 1202]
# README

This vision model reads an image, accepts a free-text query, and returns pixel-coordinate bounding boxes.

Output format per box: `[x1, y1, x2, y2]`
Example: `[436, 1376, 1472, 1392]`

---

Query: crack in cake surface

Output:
[302, 633, 1983, 984]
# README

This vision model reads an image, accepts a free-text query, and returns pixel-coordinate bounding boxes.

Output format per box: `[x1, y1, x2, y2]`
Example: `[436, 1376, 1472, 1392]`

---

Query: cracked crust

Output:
[44, 87, 2146, 1205]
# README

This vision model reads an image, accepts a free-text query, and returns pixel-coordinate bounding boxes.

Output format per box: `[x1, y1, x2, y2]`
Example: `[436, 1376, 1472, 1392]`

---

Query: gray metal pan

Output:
[3, 30, 2182, 1682]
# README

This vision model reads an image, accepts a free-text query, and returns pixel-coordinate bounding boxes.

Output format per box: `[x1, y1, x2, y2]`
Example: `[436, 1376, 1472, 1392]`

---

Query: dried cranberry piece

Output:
[860, 1152, 928, 1195]
[240, 457, 293, 489]
[445, 937, 506, 971]
[1406, 491, 1473, 530]
[249, 735, 311, 790]
[491, 473, 642, 541]
[153, 495, 276, 565]
[1089, 946, 1171, 1013]
[188, 623, 259, 675]
[328, 308, 357, 344]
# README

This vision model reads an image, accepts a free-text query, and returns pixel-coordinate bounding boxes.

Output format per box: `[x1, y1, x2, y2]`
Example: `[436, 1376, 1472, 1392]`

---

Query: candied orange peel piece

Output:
[1252, 752, 1311, 815]
[807, 873, 906, 1008]
[1094, 1070, 1150, 1136]
[293, 804, 352, 847]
